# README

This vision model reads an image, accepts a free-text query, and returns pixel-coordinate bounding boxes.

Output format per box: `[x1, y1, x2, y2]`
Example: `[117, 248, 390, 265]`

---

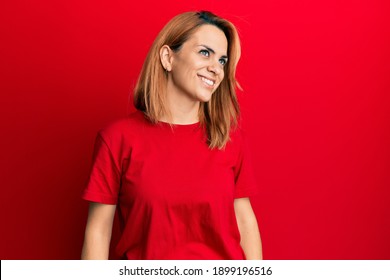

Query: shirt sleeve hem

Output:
[234, 187, 259, 199]
[81, 190, 118, 205]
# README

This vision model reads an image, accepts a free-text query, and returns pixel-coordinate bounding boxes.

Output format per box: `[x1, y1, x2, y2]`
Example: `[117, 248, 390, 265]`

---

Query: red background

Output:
[1, 0, 389, 259]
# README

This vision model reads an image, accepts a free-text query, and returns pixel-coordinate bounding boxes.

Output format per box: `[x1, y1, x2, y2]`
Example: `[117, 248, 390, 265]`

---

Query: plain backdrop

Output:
[1, 0, 389, 259]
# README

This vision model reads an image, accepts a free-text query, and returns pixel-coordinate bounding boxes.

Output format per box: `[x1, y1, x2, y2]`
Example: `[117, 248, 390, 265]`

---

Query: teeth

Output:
[200, 76, 214, 86]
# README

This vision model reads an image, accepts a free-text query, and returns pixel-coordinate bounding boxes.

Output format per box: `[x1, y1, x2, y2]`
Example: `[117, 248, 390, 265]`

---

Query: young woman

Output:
[81, 11, 262, 260]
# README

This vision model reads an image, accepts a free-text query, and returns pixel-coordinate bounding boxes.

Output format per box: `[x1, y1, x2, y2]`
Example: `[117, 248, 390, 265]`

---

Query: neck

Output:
[161, 83, 200, 125]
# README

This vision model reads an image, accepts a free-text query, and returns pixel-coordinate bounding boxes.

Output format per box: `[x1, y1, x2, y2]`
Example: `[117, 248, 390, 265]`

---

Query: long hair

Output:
[133, 11, 241, 149]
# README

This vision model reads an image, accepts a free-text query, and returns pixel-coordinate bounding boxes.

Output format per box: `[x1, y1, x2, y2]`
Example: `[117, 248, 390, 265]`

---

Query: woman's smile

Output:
[198, 74, 216, 88]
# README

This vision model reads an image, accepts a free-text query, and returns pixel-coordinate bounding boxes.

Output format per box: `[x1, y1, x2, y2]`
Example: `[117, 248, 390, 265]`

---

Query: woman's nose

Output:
[207, 60, 221, 75]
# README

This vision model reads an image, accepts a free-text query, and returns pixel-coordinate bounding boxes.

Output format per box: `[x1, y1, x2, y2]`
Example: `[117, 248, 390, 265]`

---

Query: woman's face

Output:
[167, 24, 228, 103]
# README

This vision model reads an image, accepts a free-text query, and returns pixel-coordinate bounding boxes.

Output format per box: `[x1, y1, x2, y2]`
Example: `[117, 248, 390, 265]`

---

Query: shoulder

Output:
[229, 124, 247, 146]
[97, 110, 147, 145]
[226, 124, 253, 160]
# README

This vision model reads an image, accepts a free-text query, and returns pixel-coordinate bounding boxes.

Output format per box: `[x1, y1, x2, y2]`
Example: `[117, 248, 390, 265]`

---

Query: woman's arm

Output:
[81, 202, 116, 260]
[234, 198, 263, 260]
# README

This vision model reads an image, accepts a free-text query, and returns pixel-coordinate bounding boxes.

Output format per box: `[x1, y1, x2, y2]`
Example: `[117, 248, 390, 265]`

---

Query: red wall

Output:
[1, 0, 389, 259]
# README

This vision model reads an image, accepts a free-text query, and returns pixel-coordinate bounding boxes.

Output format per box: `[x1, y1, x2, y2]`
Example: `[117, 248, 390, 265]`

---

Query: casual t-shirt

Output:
[82, 110, 257, 260]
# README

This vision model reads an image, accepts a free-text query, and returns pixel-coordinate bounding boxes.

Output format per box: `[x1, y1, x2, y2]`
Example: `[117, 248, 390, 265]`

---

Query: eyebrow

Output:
[199, 44, 228, 60]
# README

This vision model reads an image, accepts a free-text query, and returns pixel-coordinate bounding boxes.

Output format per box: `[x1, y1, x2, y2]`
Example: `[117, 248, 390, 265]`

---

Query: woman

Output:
[81, 11, 262, 260]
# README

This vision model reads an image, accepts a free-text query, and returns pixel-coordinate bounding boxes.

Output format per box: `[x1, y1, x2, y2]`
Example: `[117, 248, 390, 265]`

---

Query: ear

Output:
[159, 45, 173, 72]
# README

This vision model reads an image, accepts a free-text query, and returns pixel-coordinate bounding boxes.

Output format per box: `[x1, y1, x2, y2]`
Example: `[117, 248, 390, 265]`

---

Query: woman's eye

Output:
[199, 49, 209, 57]
[219, 58, 227, 66]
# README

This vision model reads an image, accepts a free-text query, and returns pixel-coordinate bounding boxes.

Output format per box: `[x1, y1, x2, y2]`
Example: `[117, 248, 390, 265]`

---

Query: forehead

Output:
[187, 24, 228, 55]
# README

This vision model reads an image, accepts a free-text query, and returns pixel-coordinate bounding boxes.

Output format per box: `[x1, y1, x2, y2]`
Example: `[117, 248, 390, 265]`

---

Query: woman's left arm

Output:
[234, 197, 263, 260]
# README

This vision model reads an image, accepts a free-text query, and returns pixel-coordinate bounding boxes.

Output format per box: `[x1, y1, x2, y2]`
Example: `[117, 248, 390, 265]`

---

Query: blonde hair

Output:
[134, 11, 241, 149]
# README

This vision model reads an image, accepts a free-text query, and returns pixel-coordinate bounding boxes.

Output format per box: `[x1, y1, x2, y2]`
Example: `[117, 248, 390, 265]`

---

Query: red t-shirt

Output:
[82, 110, 257, 259]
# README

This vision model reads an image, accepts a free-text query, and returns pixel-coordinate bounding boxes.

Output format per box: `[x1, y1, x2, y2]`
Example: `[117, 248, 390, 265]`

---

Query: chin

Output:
[197, 95, 212, 103]
[196, 91, 214, 103]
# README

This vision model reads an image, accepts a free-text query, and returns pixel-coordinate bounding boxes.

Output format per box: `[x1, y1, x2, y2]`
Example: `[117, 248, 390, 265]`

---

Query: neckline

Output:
[157, 119, 201, 131]
[135, 110, 201, 131]
[157, 119, 200, 127]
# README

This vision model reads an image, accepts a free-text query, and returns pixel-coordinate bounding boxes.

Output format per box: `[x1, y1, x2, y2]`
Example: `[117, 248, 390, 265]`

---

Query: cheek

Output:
[219, 71, 225, 84]
[193, 60, 207, 71]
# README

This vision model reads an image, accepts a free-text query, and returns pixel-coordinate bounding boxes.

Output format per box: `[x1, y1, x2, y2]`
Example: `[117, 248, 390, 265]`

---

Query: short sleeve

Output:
[81, 132, 121, 204]
[233, 130, 259, 199]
